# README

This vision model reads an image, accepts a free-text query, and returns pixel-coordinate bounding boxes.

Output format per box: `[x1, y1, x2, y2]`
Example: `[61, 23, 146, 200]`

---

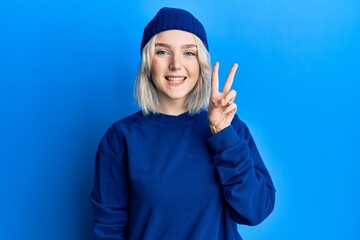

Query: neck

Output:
[158, 99, 187, 116]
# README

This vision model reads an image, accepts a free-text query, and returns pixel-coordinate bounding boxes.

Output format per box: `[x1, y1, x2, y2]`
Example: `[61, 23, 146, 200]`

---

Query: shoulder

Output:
[108, 111, 144, 131]
[100, 111, 145, 150]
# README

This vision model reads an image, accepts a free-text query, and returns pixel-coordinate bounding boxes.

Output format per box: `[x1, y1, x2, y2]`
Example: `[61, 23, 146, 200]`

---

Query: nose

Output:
[169, 53, 182, 71]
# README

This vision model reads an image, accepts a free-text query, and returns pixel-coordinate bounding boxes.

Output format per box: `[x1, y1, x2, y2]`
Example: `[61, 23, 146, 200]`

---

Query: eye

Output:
[184, 51, 196, 56]
[156, 50, 169, 55]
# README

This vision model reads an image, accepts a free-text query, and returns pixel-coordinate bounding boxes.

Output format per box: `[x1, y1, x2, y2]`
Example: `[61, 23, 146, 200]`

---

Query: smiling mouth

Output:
[165, 76, 187, 84]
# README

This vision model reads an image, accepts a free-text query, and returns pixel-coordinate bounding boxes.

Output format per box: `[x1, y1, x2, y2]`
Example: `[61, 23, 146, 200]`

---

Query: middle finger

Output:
[222, 63, 238, 94]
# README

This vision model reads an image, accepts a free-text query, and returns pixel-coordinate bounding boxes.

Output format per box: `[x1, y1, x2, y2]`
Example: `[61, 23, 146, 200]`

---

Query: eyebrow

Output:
[155, 43, 198, 49]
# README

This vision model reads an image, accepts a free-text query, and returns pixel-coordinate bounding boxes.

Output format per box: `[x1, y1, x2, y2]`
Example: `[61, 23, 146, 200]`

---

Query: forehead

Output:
[155, 30, 196, 45]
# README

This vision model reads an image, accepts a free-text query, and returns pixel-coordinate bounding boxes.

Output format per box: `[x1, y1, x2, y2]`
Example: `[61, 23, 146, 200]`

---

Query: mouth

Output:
[165, 76, 187, 84]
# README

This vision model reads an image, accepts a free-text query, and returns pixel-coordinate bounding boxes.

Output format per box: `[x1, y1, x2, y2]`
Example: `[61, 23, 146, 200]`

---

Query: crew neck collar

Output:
[145, 111, 195, 124]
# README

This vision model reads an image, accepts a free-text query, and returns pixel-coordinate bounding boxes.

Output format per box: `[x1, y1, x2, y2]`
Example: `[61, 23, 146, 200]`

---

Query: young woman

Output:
[90, 7, 275, 240]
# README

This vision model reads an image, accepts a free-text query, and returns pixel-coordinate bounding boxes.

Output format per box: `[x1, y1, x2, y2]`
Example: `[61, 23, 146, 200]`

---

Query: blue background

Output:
[1, 0, 359, 239]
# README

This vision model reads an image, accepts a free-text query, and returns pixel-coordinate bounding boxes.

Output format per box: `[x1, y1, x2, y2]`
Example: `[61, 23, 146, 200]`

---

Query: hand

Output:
[208, 62, 238, 134]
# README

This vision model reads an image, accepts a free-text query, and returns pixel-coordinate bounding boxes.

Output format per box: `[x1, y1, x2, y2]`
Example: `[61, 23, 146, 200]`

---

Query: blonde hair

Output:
[134, 34, 211, 115]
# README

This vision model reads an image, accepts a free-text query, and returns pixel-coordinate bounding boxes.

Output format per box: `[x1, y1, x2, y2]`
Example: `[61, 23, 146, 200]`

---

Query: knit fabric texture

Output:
[140, 7, 208, 53]
[90, 111, 276, 239]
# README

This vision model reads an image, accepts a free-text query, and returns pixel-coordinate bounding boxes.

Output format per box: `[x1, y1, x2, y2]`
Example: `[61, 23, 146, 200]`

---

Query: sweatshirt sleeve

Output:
[90, 132, 129, 239]
[206, 116, 276, 226]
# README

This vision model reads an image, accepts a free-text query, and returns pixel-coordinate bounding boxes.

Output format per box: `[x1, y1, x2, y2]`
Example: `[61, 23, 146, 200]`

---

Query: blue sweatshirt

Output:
[90, 110, 275, 240]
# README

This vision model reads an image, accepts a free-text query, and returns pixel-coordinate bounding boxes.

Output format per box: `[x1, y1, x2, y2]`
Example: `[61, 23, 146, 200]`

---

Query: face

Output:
[151, 30, 200, 110]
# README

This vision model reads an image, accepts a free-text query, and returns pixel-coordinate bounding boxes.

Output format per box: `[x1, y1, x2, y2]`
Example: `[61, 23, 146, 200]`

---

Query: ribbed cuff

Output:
[206, 125, 240, 154]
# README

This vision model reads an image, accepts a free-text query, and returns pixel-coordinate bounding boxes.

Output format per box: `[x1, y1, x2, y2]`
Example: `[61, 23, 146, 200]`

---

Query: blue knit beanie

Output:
[140, 7, 208, 53]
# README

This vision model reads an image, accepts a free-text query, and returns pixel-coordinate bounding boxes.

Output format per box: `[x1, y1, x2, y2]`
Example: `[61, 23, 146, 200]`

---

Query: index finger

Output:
[211, 62, 220, 96]
[222, 63, 238, 94]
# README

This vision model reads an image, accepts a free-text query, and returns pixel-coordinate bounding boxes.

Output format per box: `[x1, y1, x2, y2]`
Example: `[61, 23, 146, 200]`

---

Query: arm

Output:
[207, 117, 275, 225]
[90, 134, 129, 239]
[207, 62, 275, 225]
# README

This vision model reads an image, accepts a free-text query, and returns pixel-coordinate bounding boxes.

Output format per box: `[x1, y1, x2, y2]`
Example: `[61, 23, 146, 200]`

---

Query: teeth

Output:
[166, 77, 185, 83]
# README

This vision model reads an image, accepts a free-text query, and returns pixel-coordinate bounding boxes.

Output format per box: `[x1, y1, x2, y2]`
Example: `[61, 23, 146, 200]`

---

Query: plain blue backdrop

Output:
[1, 0, 359, 239]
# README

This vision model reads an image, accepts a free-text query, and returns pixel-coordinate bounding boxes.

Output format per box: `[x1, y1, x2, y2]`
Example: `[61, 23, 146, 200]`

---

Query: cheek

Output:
[150, 58, 165, 78]
[191, 63, 200, 79]
[150, 63, 159, 81]
[150, 60, 162, 88]
[150, 59, 157, 75]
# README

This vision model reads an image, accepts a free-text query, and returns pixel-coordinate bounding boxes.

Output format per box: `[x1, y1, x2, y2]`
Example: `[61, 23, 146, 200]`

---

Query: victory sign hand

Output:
[208, 62, 238, 134]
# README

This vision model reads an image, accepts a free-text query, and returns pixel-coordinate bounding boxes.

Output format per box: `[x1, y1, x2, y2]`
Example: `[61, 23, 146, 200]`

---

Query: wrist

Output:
[210, 125, 219, 134]
[209, 124, 229, 134]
